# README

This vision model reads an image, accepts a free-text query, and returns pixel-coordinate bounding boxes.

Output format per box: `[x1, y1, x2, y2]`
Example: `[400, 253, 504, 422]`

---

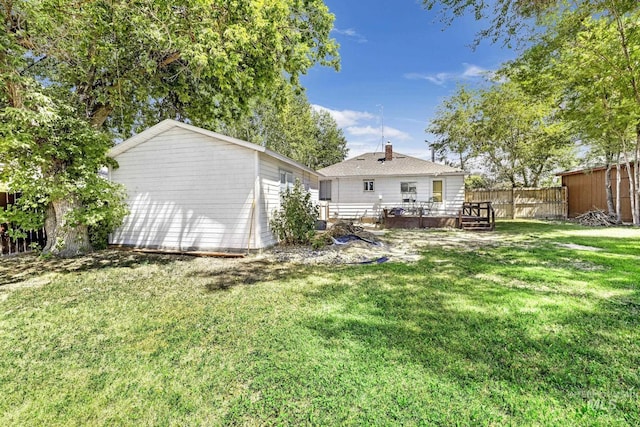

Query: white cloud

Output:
[332, 27, 367, 43]
[311, 105, 374, 127]
[346, 125, 410, 141]
[383, 126, 412, 141]
[461, 63, 487, 78]
[311, 104, 414, 157]
[404, 63, 490, 86]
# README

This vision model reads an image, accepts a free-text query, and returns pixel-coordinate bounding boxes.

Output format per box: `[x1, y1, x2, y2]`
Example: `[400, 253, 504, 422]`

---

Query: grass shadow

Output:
[299, 247, 640, 422]
[0, 250, 193, 287]
[185, 259, 317, 292]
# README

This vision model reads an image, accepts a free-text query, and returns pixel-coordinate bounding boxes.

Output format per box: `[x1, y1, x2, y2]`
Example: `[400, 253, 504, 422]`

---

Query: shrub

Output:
[269, 180, 319, 245]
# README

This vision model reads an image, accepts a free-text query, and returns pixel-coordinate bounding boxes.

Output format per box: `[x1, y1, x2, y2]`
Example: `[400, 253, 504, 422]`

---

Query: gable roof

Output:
[318, 152, 464, 178]
[108, 119, 318, 176]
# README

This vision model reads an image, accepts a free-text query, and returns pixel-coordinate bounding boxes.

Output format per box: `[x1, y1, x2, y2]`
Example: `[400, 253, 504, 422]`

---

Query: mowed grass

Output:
[0, 221, 639, 425]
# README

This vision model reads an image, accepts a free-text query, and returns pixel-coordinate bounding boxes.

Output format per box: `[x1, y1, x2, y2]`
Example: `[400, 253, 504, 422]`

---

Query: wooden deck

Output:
[382, 202, 495, 231]
[382, 213, 459, 229]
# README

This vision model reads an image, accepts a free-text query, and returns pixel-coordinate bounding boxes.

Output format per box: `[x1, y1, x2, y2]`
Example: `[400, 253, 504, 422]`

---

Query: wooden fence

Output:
[465, 187, 567, 219]
[1, 191, 47, 256]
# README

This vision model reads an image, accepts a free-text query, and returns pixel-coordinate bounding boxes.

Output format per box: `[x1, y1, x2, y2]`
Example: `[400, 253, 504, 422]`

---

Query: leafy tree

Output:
[478, 81, 574, 187]
[427, 81, 574, 187]
[1, 0, 339, 256]
[421, 0, 560, 46]
[222, 84, 347, 169]
[555, 10, 640, 223]
[504, 3, 640, 222]
[421, 0, 638, 46]
[312, 107, 349, 168]
[427, 85, 480, 171]
[422, 0, 640, 221]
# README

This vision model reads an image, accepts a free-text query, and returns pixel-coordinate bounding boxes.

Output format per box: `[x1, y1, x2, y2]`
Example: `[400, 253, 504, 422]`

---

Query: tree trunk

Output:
[605, 162, 615, 216]
[43, 197, 92, 257]
[615, 160, 622, 223]
[635, 127, 640, 226]
[622, 153, 639, 225]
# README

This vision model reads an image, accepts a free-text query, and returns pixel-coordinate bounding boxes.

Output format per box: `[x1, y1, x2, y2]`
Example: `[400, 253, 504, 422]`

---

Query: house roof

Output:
[108, 119, 319, 176]
[317, 151, 465, 178]
[557, 161, 636, 177]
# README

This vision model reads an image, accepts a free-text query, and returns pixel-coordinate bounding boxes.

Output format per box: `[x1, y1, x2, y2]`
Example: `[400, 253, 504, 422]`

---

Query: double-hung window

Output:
[319, 180, 332, 201]
[401, 181, 417, 203]
[280, 169, 294, 191]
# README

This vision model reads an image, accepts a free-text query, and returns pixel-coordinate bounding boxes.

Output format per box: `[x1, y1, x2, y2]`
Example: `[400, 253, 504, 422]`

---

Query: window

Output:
[363, 180, 374, 192]
[432, 180, 443, 202]
[401, 181, 417, 203]
[400, 182, 417, 193]
[319, 180, 332, 201]
[280, 169, 294, 191]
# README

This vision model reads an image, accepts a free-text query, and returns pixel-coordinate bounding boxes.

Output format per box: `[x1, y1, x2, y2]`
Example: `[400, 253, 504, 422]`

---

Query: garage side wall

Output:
[110, 127, 258, 251]
[258, 154, 319, 247]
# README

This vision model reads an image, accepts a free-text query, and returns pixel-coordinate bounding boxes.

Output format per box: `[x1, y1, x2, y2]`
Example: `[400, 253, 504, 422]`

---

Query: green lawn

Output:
[1, 221, 639, 425]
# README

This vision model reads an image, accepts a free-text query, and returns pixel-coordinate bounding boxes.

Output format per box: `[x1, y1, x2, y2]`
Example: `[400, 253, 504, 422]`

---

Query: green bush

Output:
[269, 180, 319, 245]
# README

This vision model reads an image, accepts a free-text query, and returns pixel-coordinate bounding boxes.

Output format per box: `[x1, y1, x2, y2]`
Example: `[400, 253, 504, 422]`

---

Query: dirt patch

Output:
[253, 227, 507, 265]
[0, 227, 513, 298]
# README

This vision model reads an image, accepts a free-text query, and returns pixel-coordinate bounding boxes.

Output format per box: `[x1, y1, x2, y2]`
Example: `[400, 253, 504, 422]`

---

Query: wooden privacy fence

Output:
[465, 187, 567, 219]
[1, 191, 47, 256]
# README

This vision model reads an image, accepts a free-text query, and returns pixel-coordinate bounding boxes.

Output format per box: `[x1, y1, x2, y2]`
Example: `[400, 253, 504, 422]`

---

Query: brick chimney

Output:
[385, 142, 393, 161]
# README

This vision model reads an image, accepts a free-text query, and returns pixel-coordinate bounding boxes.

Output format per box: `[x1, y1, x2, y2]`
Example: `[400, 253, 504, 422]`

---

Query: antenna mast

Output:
[377, 104, 384, 153]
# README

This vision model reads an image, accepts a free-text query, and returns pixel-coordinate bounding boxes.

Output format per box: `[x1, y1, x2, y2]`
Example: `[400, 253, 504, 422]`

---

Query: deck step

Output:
[461, 222, 494, 231]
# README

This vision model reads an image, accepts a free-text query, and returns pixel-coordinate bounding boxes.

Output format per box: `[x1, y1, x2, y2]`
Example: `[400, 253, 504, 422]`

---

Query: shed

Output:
[557, 164, 635, 222]
[108, 119, 319, 252]
[317, 143, 466, 219]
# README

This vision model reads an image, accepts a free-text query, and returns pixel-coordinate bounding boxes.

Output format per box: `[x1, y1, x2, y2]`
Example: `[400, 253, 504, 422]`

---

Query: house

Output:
[317, 143, 466, 220]
[108, 119, 320, 252]
[557, 164, 635, 222]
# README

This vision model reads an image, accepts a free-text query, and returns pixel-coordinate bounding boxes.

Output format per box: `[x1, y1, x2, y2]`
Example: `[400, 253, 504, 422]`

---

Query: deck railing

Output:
[458, 202, 495, 231]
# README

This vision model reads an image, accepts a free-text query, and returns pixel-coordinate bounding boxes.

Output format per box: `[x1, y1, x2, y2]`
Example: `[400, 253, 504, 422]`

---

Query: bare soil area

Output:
[0, 227, 506, 299]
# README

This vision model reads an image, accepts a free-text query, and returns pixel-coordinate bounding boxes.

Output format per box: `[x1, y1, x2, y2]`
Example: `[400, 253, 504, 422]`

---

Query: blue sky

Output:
[301, 0, 517, 160]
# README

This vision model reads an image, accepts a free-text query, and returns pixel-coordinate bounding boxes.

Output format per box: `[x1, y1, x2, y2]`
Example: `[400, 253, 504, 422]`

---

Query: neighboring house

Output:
[557, 164, 635, 222]
[317, 143, 466, 219]
[108, 119, 319, 252]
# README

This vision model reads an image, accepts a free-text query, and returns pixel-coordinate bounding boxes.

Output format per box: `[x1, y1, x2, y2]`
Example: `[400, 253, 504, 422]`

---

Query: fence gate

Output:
[465, 187, 568, 219]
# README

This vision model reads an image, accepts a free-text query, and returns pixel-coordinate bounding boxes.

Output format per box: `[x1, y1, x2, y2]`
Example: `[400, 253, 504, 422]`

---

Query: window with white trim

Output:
[400, 181, 417, 203]
[432, 180, 443, 202]
[280, 169, 294, 191]
[400, 182, 417, 193]
[363, 180, 374, 192]
[319, 180, 332, 201]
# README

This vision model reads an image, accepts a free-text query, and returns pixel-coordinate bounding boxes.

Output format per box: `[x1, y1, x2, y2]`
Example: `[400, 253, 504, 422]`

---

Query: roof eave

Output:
[108, 119, 267, 158]
[263, 148, 320, 177]
[319, 171, 466, 179]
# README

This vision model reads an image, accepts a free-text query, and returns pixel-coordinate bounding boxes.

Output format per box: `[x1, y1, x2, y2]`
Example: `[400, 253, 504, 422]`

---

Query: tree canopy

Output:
[221, 84, 347, 169]
[428, 80, 575, 187]
[1, 0, 340, 256]
[423, 0, 640, 222]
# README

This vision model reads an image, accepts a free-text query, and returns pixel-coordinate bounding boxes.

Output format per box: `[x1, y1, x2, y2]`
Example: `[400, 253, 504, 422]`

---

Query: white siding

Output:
[258, 154, 319, 246]
[444, 175, 466, 214]
[110, 127, 258, 251]
[259, 155, 282, 248]
[326, 175, 465, 218]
